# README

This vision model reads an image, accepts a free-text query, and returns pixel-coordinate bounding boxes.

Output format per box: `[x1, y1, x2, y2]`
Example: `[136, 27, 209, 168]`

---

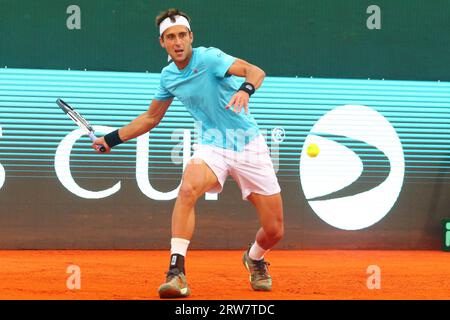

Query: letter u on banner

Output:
[136, 130, 190, 200]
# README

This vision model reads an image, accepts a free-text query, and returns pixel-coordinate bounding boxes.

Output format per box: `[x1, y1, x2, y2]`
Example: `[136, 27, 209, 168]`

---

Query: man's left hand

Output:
[226, 91, 249, 114]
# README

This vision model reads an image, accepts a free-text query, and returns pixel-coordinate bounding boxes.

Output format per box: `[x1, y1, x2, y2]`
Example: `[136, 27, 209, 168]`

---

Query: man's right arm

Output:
[92, 98, 173, 152]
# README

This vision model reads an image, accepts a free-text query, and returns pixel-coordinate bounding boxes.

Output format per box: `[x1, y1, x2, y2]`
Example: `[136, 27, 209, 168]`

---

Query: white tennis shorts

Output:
[191, 134, 281, 200]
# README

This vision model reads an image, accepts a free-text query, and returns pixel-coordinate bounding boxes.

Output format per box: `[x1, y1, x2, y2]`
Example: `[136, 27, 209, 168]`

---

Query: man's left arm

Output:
[225, 59, 266, 114]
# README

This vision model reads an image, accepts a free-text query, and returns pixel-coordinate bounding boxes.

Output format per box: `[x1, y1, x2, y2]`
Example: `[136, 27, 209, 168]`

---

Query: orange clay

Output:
[0, 250, 449, 300]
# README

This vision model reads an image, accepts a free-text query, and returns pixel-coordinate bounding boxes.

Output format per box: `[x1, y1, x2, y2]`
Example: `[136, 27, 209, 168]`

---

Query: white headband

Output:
[159, 15, 191, 36]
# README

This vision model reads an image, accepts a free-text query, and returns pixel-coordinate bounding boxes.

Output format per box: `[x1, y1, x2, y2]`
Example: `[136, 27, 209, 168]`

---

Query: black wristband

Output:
[104, 129, 123, 148]
[239, 82, 256, 96]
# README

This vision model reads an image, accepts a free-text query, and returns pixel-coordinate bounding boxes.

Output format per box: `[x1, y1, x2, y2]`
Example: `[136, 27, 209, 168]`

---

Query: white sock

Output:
[249, 241, 269, 261]
[171, 238, 190, 257]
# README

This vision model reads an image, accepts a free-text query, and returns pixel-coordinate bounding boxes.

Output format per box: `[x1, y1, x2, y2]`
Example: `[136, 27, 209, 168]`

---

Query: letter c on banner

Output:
[55, 126, 120, 199]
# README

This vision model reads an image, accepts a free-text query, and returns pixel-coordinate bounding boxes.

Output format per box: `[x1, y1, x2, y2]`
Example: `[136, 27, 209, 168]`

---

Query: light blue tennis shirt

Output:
[154, 46, 260, 152]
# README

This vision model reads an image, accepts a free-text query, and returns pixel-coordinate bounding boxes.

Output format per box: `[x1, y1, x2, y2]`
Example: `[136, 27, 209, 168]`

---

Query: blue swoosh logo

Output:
[307, 133, 391, 201]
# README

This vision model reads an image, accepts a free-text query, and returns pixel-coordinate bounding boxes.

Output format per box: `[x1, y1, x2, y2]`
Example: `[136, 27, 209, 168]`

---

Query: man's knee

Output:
[178, 183, 200, 205]
[264, 222, 284, 242]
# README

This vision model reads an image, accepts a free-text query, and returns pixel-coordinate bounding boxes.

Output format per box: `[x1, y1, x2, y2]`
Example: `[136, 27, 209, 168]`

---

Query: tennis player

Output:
[92, 8, 284, 298]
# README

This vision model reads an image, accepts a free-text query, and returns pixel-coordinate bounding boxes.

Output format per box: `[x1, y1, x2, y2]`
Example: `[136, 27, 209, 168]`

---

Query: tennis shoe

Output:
[242, 247, 272, 291]
[158, 268, 191, 298]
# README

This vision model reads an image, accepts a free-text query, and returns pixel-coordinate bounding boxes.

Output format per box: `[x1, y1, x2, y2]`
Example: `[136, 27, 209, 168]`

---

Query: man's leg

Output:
[243, 192, 284, 291]
[171, 160, 219, 240]
[158, 159, 219, 298]
[248, 192, 284, 252]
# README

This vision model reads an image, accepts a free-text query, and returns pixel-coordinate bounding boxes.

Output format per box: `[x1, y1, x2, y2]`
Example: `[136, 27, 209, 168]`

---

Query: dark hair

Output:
[155, 8, 191, 28]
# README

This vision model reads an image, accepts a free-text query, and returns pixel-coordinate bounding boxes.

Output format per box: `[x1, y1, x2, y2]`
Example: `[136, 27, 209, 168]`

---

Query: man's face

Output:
[160, 25, 193, 64]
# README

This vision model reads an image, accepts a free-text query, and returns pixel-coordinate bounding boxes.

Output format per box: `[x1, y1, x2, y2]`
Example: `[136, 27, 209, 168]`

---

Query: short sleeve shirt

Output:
[154, 47, 260, 151]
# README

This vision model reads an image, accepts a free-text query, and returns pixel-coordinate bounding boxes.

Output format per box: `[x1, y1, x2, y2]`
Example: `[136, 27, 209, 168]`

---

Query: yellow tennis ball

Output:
[307, 143, 320, 157]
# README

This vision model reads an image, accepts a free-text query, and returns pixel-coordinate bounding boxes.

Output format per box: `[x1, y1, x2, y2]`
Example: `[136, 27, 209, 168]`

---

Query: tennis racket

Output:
[56, 99, 106, 152]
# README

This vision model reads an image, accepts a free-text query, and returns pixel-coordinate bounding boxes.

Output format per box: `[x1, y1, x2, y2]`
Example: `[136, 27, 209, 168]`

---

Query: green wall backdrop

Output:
[0, 1, 449, 249]
[1, 0, 450, 80]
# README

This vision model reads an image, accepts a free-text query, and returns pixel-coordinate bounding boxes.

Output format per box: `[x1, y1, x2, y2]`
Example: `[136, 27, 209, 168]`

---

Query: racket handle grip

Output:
[88, 132, 107, 153]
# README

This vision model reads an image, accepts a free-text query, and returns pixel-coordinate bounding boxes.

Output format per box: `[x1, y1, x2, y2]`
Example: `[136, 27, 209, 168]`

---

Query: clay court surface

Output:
[0, 250, 449, 300]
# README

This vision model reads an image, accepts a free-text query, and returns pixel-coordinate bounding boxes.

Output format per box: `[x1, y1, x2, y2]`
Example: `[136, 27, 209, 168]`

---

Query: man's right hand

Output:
[92, 136, 111, 153]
